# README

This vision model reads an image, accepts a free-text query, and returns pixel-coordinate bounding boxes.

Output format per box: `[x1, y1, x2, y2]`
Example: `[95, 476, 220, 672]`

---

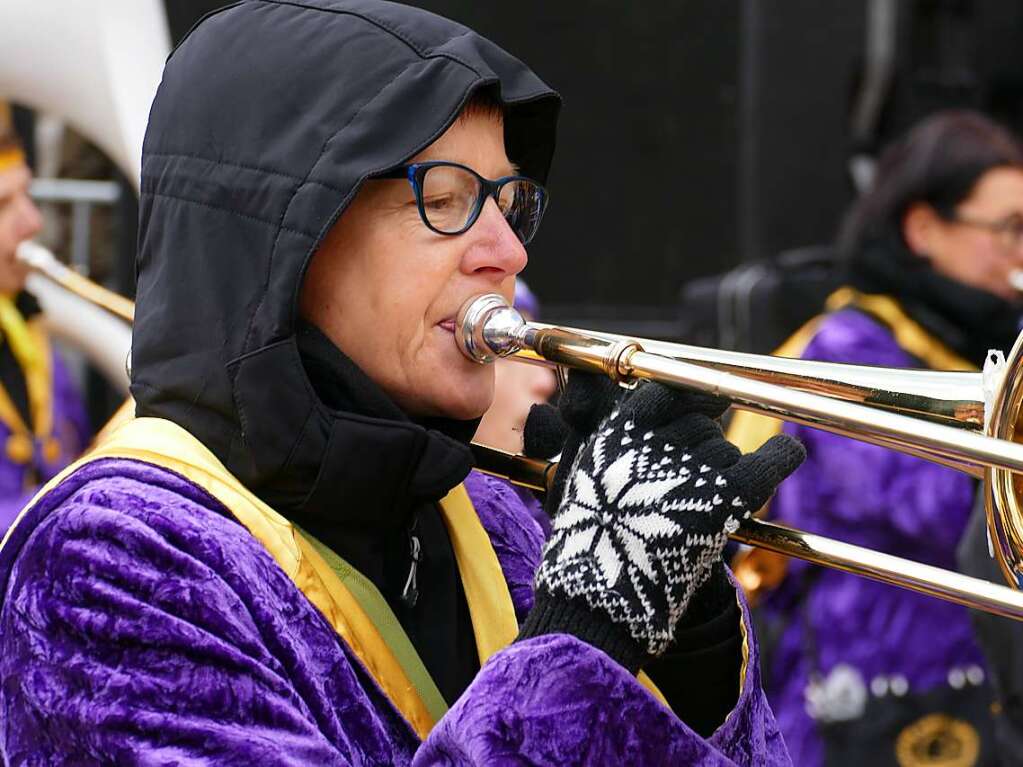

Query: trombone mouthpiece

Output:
[455, 293, 527, 363]
[15, 240, 62, 274]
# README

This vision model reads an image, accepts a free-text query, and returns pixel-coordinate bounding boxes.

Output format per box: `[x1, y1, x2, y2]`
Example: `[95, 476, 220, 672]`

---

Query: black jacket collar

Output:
[291, 321, 475, 527]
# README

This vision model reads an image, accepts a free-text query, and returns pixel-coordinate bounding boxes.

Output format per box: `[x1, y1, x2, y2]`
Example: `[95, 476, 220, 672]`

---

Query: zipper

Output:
[401, 517, 421, 608]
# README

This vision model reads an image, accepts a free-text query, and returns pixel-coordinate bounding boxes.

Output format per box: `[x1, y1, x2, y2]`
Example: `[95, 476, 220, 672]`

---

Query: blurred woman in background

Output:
[0, 107, 88, 535]
[749, 111, 1023, 766]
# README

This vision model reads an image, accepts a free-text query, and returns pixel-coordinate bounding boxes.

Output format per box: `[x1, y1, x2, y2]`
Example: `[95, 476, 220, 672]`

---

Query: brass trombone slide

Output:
[19, 251, 1023, 622]
[456, 293, 1023, 619]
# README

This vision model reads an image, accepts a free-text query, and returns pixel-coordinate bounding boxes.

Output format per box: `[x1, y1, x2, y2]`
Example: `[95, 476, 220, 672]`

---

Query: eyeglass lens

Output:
[1001, 218, 1023, 249]
[420, 165, 480, 233]
[419, 164, 544, 243]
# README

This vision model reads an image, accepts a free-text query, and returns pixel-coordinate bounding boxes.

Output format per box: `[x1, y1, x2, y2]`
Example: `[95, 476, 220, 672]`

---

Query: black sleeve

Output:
[643, 565, 743, 738]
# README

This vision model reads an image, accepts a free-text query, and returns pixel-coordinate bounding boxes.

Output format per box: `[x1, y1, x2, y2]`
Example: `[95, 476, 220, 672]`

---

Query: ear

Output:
[902, 203, 941, 258]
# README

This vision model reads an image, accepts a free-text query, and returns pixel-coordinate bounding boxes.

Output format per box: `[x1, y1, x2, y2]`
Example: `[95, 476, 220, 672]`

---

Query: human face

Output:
[475, 351, 558, 453]
[0, 164, 40, 295]
[905, 167, 1023, 301]
[300, 111, 529, 419]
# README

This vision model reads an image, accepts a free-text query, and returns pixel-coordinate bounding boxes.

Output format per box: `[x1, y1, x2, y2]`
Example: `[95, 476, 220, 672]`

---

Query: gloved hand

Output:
[523, 372, 730, 519]
[522, 371, 621, 519]
[520, 381, 805, 672]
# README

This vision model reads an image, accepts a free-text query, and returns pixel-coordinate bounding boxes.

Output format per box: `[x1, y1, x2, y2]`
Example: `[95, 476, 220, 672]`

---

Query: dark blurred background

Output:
[398, 1, 1023, 340]
[155, 1, 1023, 342]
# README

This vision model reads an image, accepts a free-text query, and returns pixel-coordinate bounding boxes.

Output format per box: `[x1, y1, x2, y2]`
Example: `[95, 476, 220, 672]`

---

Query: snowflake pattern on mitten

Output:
[535, 406, 750, 657]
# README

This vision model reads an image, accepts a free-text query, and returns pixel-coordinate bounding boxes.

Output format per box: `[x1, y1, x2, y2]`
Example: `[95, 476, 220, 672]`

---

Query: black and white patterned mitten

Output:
[523, 371, 731, 520]
[523, 371, 622, 519]
[520, 381, 805, 671]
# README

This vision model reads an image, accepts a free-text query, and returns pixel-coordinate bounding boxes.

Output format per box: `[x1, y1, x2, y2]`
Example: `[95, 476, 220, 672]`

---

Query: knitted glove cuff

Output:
[675, 561, 734, 631]
[517, 587, 649, 674]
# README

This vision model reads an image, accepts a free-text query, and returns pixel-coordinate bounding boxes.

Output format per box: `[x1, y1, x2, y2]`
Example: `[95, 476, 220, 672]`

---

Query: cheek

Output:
[937, 233, 997, 278]
[972, 240, 1015, 280]
[382, 251, 493, 415]
[0, 216, 12, 253]
[388, 277, 448, 369]
[937, 235, 1018, 298]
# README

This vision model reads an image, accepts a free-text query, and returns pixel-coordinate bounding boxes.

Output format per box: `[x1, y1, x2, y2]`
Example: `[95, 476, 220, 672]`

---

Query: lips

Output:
[438, 319, 456, 333]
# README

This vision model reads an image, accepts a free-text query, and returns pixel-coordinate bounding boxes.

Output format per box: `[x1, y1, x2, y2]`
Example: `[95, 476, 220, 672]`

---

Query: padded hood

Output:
[131, 0, 560, 512]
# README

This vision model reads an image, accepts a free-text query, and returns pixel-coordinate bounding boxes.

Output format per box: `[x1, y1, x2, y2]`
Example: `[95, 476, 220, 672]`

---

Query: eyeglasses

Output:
[946, 212, 1023, 252]
[378, 161, 548, 244]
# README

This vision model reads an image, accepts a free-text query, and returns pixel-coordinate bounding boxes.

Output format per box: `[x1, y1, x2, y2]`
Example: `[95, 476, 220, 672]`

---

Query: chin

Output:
[429, 368, 495, 421]
[439, 387, 494, 421]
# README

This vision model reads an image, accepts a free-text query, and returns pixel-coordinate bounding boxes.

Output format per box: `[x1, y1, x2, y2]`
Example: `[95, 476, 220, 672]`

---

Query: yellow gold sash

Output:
[79, 417, 470, 737]
[0, 309, 58, 468]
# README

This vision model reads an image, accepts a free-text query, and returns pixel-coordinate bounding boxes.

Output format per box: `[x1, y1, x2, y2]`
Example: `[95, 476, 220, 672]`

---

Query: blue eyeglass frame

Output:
[378, 160, 549, 244]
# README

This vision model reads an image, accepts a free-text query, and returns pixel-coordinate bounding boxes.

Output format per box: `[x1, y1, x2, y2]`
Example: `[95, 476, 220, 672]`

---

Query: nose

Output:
[459, 197, 528, 281]
[13, 194, 42, 243]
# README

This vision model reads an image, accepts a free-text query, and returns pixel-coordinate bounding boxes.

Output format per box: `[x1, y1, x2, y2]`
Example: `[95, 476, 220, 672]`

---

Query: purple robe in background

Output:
[0, 458, 788, 765]
[0, 344, 89, 535]
[761, 309, 985, 765]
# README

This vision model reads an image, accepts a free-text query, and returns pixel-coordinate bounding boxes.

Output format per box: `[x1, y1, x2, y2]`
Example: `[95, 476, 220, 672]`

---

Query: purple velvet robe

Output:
[0, 346, 89, 535]
[762, 309, 985, 765]
[0, 460, 788, 764]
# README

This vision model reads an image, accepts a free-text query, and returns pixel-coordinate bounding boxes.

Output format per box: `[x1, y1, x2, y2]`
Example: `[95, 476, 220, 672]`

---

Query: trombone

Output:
[456, 293, 1023, 621]
[20, 249, 1023, 623]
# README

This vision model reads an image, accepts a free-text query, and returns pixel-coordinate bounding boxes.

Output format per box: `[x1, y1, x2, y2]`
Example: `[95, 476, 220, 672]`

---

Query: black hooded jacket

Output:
[132, 0, 559, 704]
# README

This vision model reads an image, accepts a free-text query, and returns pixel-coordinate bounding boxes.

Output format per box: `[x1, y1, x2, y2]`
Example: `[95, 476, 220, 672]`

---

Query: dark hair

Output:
[839, 110, 1023, 255]
[458, 87, 505, 123]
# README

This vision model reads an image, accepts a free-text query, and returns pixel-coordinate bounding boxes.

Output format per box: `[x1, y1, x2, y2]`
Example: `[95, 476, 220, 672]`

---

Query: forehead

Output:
[964, 167, 1023, 215]
[411, 111, 514, 177]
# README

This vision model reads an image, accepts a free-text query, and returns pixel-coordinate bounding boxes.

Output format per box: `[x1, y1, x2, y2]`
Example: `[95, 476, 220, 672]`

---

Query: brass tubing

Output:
[516, 326, 1023, 477]
[554, 326, 985, 429]
[470, 444, 557, 492]
[471, 443, 1023, 620]
[457, 292, 1023, 607]
[16, 241, 135, 323]
[625, 350, 1003, 477]
[733, 519, 1023, 620]
[454, 295, 1023, 478]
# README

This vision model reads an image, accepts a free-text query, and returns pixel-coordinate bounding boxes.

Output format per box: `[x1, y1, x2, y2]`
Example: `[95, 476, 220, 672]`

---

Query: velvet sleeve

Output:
[414, 583, 790, 766]
[2, 468, 789, 766]
[0, 475, 401, 766]
[773, 313, 977, 563]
